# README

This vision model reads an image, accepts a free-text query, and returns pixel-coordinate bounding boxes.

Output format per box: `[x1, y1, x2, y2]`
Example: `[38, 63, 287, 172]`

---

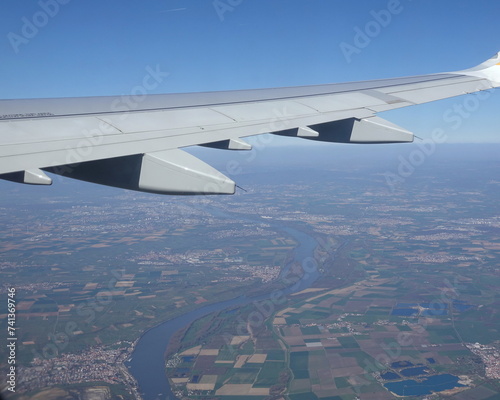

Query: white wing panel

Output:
[388, 79, 492, 104]
[296, 92, 383, 113]
[101, 108, 235, 133]
[365, 102, 415, 113]
[211, 100, 317, 122]
[377, 75, 476, 94]
[0, 116, 121, 145]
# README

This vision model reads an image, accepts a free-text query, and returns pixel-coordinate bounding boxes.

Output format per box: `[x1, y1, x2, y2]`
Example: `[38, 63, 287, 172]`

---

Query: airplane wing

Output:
[1, 52, 499, 195]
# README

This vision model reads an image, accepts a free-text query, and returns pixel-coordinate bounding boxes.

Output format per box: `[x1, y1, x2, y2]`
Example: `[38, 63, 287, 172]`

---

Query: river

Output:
[126, 208, 323, 400]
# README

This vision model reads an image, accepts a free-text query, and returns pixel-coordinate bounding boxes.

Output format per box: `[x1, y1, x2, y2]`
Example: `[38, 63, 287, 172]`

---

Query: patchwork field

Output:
[166, 260, 499, 399]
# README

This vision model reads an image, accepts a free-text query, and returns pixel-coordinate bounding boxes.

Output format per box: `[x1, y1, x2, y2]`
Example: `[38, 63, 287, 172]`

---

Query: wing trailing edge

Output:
[1, 51, 499, 195]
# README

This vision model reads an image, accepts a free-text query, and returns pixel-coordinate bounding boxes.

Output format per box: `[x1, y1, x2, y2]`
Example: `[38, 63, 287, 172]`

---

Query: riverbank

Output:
[127, 222, 321, 400]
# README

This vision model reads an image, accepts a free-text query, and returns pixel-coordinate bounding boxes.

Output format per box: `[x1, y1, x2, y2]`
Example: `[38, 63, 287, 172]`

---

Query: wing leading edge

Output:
[1, 51, 499, 195]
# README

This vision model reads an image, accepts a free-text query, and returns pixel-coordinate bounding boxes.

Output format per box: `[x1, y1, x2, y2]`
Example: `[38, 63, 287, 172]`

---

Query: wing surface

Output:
[1, 52, 499, 194]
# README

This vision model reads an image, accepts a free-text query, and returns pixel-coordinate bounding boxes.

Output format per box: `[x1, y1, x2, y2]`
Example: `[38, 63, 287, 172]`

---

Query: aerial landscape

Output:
[2, 1, 500, 400]
[0, 144, 498, 399]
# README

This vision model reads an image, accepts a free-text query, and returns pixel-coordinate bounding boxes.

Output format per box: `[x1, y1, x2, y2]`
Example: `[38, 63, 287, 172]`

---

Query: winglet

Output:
[460, 51, 500, 87]
[468, 51, 500, 70]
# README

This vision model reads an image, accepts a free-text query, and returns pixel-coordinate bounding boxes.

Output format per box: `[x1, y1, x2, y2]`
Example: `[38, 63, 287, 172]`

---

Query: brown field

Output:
[115, 281, 135, 287]
[180, 345, 201, 356]
[234, 355, 250, 368]
[187, 382, 216, 391]
[231, 335, 250, 345]
[216, 384, 270, 396]
[247, 354, 267, 363]
[17, 388, 70, 400]
[199, 349, 219, 356]
[171, 378, 189, 384]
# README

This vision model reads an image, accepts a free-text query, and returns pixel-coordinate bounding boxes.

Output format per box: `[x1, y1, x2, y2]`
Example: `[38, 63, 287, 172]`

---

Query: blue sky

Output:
[1, 0, 500, 142]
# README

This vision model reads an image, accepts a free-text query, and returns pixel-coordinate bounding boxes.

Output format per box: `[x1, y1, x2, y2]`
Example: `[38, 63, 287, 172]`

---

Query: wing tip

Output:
[458, 51, 500, 87]
[465, 51, 500, 71]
